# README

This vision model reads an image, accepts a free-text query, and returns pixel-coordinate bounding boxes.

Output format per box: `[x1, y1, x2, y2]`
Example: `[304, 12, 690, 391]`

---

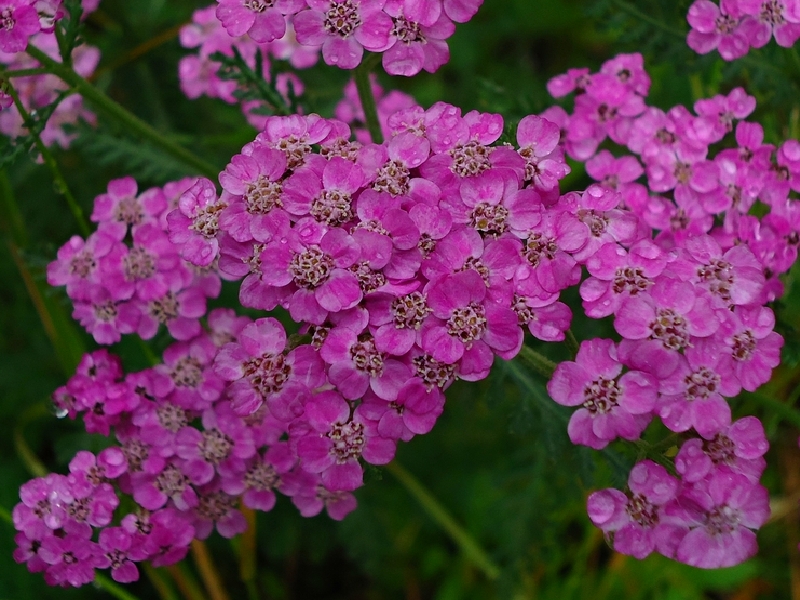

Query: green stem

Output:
[14, 402, 50, 478]
[95, 574, 145, 600]
[386, 461, 501, 580]
[517, 344, 557, 379]
[26, 45, 219, 181]
[744, 391, 800, 429]
[3, 67, 49, 78]
[610, 0, 685, 39]
[354, 53, 383, 144]
[3, 76, 91, 237]
[0, 503, 12, 525]
[565, 329, 580, 358]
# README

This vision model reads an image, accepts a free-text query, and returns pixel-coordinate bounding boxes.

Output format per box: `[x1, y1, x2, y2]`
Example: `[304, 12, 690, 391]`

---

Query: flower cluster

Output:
[686, 0, 800, 60]
[0, 1, 100, 146]
[544, 53, 791, 567]
[46, 176, 221, 344]
[207, 0, 481, 74]
[29, 45, 800, 584]
[178, 4, 310, 130]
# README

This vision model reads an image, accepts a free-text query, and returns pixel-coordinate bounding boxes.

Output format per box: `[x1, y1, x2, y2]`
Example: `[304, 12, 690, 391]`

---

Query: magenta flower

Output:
[39, 529, 101, 587]
[295, 390, 396, 491]
[92, 177, 165, 241]
[283, 156, 366, 225]
[666, 470, 770, 568]
[517, 114, 571, 193]
[718, 306, 783, 391]
[214, 317, 326, 418]
[676, 417, 768, 484]
[47, 232, 116, 302]
[580, 240, 667, 318]
[587, 460, 682, 559]
[216, 0, 304, 43]
[95, 527, 149, 583]
[0, 1, 41, 53]
[281, 469, 358, 519]
[548, 339, 656, 449]
[320, 327, 411, 400]
[294, 0, 393, 69]
[656, 338, 738, 438]
[687, 0, 749, 60]
[381, 0, 454, 76]
[615, 277, 720, 352]
[219, 145, 291, 243]
[167, 178, 228, 267]
[421, 269, 521, 378]
[739, 0, 800, 47]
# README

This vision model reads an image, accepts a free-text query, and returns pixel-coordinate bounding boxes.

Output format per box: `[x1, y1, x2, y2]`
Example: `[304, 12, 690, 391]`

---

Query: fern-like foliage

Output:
[72, 124, 201, 183]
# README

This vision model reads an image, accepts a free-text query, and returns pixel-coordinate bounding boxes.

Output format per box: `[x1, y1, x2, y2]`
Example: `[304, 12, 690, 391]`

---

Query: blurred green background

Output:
[4, 0, 800, 598]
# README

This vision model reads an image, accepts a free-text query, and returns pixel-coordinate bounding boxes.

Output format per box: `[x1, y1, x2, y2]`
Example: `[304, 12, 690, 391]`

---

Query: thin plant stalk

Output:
[386, 461, 501, 580]
[26, 45, 219, 181]
[354, 52, 383, 144]
[3, 75, 91, 236]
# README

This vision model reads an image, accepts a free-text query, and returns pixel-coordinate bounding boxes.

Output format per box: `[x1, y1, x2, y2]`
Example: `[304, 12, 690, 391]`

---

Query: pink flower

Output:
[381, 0, 454, 76]
[587, 460, 682, 559]
[547, 338, 656, 449]
[666, 470, 769, 568]
[294, 0, 393, 69]
[167, 178, 229, 267]
[294, 390, 396, 491]
[0, 1, 41, 53]
[421, 269, 521, 379]
[216, 0, 304, 43]
[686, 0, 749, 61]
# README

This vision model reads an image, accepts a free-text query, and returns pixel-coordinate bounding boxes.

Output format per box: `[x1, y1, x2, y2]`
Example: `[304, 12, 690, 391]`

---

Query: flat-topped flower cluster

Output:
[14, 44, 800, 586]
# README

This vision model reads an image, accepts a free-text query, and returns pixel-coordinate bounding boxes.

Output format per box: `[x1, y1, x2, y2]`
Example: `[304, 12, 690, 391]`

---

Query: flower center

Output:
[705, 505, 740, 535]
[171, 356, 204, 387]
[244, 462, 280, 491]
[582, 376, 620, 414]
[114, 196, 143, 226]
[715, 14, 738, 34]
[391, 16, 425, 43]
[324, 0, 362, 38]
[612, 265, 651, 295]
[470, 203, 508, 235]
[245, 176, 282, 214]
[149, 292, 180, 323]
[244, 0, 272, 12]
[244, 353, 292, 396]
[391, 292, 430, 329]
[93, 300, 118, 322]
[190, 201, 227, 239]
[349, 260, 386, 293]
[350, 337, 384, 377]
[274, 134, 311, 169]
[196, 491, 237, 521]
[627, 493, 659, 527]
[578, 208, 609, 237]
[327, 420, 365, 463]
[412, 353, 457, 389]
[374, 160, 410, 196]
[732, 330, 757, 361]
[123, 245, 156, 281]
[288, 245, 334, 289]
[761, 0, 786, 25]
[446, 302, 487, 344]
[199, 428, 233, 464]
[703, 433, 736, 465]
[696, 258, 734, 302]
[157, 403, 189, 432]
[683, 366, 720, 400]
[649, 308, 691, 351]
[524, 233, 558, 267]
[311, 189, 353, 226]
[156, 465, 190, 496]
[418, 233, 436, 257]
[512, 294, 535, 325]
[449, 141, 492, 178]
[70, 250, 96, 278]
